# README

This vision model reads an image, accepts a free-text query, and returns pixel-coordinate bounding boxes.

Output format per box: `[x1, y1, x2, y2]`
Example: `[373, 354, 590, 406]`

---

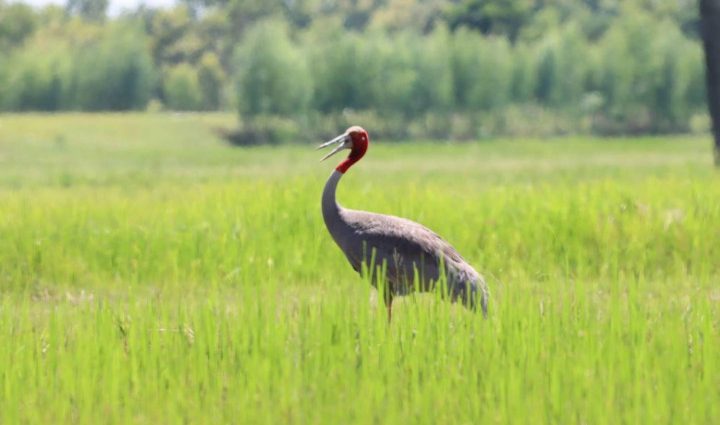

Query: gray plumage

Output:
[322, 169, 489, 318]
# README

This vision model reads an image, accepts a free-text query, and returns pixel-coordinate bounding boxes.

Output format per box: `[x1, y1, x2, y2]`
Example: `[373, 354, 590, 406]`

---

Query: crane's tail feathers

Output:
[479, 278, 490, 317]
[456, 278, 489, 318]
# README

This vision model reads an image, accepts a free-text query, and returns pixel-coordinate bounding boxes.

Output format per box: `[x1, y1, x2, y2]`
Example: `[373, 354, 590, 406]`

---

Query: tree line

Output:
[0, 0, 708, 139]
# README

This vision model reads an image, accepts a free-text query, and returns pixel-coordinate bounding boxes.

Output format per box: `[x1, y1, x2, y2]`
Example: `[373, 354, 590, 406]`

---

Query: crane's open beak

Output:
[317, 133, 350, 161]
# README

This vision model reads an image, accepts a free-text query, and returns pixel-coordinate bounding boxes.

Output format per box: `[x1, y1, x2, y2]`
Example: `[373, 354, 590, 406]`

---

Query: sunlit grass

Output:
[0, 113, 718, 423]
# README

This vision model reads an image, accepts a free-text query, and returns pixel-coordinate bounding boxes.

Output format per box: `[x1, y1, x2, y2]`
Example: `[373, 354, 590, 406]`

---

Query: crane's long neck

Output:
[322, 170, 351, 246]
[321, 133, 368, 247]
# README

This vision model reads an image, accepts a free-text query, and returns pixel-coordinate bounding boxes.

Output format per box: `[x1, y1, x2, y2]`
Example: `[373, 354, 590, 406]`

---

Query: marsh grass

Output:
[0, 113, 718, 423]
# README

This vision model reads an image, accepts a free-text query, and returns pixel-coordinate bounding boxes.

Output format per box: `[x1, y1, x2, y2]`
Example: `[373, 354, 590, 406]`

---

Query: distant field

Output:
[0, 113, 718, 424]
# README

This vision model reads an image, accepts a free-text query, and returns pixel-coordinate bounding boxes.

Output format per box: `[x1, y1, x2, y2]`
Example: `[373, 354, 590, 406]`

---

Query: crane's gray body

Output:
[322, 170, 489, 314]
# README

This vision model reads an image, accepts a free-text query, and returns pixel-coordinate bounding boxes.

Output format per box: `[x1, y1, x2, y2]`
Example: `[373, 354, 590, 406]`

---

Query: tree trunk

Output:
[700, 0, 720, 166]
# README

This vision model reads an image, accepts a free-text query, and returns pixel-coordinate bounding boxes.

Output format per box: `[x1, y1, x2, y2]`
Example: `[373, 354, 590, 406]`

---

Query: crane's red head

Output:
[317, 126, 369, 174]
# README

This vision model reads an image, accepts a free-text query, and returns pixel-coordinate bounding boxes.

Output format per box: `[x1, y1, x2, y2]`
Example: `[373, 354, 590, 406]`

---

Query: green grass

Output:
[0, 113, 718, 424]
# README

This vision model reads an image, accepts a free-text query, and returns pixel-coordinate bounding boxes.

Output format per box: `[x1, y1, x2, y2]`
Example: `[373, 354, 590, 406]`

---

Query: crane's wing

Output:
[340, 209, 479, 292]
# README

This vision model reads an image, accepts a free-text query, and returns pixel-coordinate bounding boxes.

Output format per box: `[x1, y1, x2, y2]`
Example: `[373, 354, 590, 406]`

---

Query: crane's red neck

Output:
[336, 127, 369, 174]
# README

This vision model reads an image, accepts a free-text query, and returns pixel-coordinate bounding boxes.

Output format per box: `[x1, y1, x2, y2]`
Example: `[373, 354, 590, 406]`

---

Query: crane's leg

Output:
[383, 287, 394, 324]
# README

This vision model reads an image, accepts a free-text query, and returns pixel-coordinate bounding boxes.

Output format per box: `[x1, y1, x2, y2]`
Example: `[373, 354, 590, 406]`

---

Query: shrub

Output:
[531, 26, 592, 109]
[596, 9, 657, 130]
[1, 41, 71, 111]
[595, 9, 703, 133]
[409, 26, 454, 114]
[510, 42, 536, 103]
[467, 35, 513, 110]
[369, 32, 416, 114]
[304, 25, 382, 113]
[649, 21, 704, 131]
[0, 53, 6, 109]
[235, 20, 312, 116]
[71, 24, 156, 110]
[451, 29, 512, 111]
[163, 63, 203, 111]
[450, 28, 481, 109]
[197, 52, 225, 110]
[0, 2, 37, 50]
[220, 115, 301, 146]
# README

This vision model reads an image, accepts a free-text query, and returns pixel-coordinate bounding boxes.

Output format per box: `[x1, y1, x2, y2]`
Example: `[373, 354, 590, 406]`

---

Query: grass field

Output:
[1, 113, 719, 424]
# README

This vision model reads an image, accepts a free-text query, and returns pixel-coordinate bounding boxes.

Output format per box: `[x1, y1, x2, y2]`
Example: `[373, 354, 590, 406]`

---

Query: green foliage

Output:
[163, 63, 203, 111]
[197, 52, 225, 110]
[369, 0, 444, 32]
[0, 0, 709, 136]
[224, 114, 301, 145]
[370, 32, 417, 113]
[1, 41, 70, 111]
[650, 20, 704, 130]
[305, 25, 379, 112]
[409, 26, 454, 113]
[598, 10, 658, 126]
[445, 0, 534, 41]
[0, 113, 718, 423]
[0, 2, 37, 50]
[596, 8, 706, 133]
[235, 20, 312, 116]
[0, 24, 155, 112]
[65, 0, 108, 22]
[534, 24, 590, 108]
[451, 29, 512, 110]
[469, 35, 513, 110]
[449, 28, 480, 109]
[0, 53, 5, 106]
[149, 6, 200, 66]
[71, 25, 156, 110]
[509, 43, 535, 102]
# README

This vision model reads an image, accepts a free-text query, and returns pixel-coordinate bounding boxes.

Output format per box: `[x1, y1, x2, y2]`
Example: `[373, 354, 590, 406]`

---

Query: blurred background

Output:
[0, 0, 711, 143]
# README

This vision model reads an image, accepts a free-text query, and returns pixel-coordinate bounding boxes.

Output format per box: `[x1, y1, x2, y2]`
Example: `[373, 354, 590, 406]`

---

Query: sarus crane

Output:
[318, 126, 489, 321]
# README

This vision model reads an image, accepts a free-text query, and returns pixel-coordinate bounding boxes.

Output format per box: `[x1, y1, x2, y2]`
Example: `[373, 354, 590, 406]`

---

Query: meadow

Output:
[0, 113, 718, 424]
